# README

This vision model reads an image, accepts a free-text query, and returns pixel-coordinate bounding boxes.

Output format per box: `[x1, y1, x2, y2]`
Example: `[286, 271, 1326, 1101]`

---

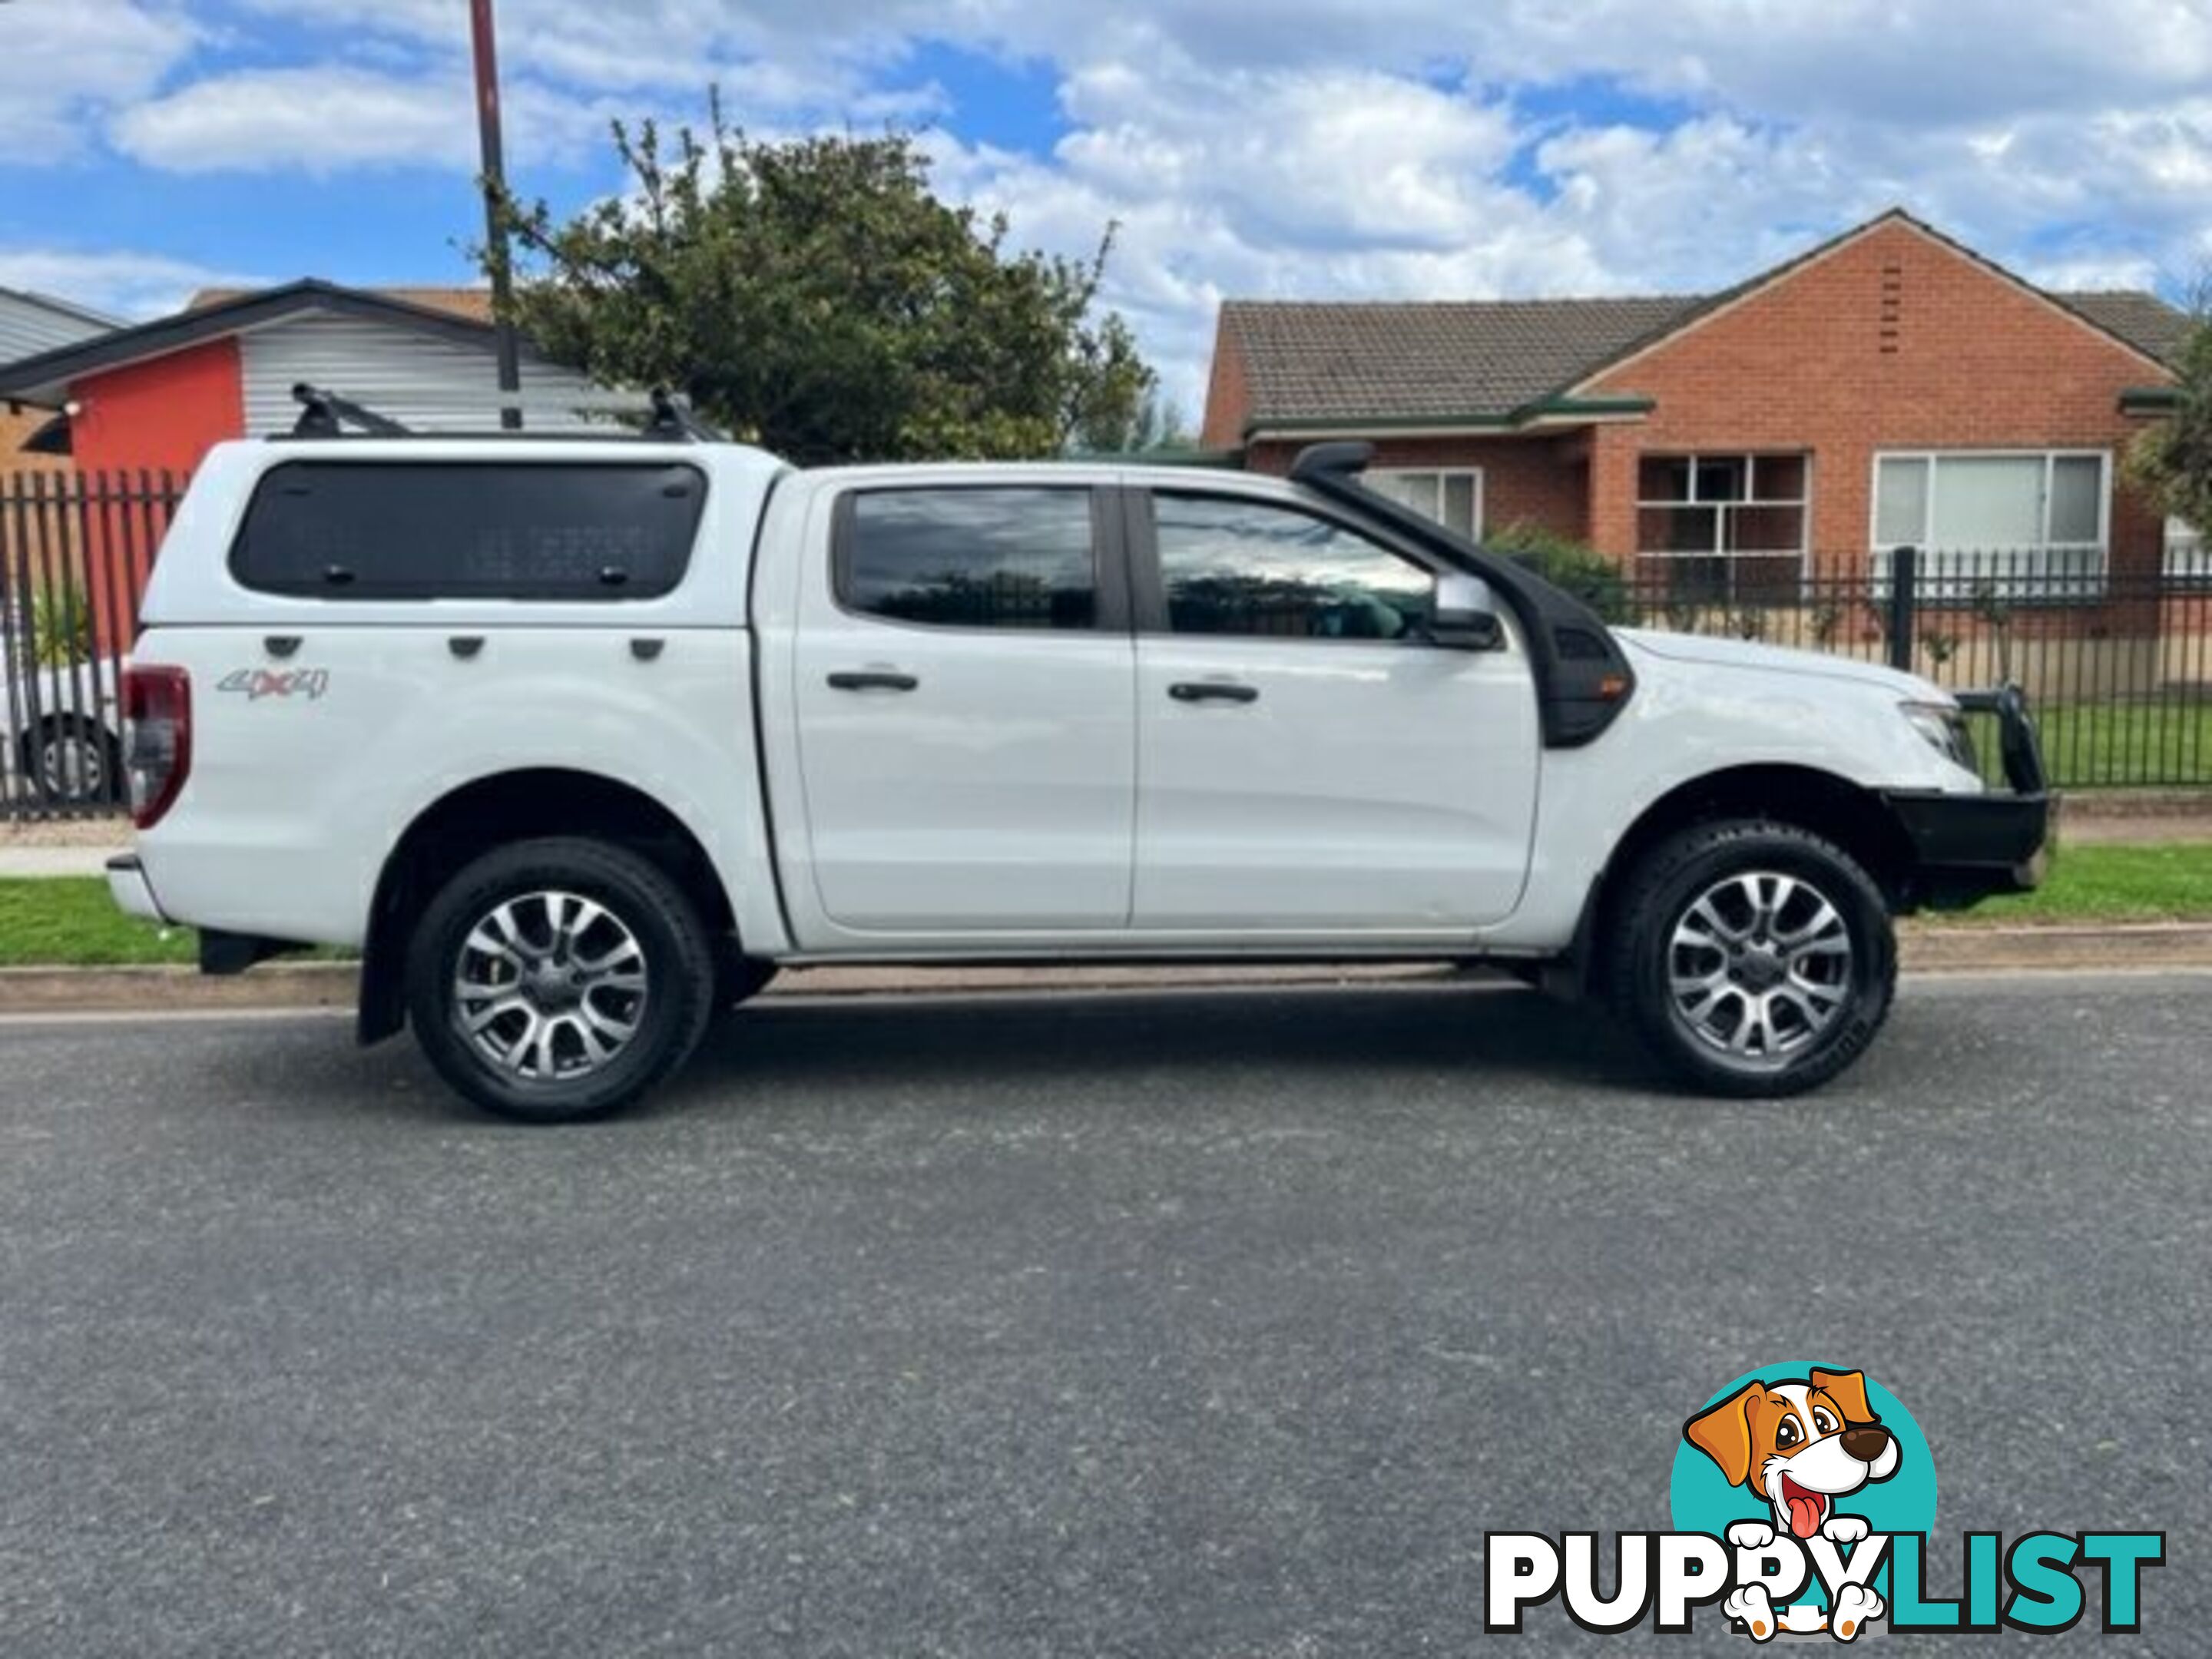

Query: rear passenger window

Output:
[839, 488, 1097, 631]
[230, 462, 706, 600]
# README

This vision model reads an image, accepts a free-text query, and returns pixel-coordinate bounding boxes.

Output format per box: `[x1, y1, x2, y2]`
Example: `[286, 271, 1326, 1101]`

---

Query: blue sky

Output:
[3, 0, 2208, 409]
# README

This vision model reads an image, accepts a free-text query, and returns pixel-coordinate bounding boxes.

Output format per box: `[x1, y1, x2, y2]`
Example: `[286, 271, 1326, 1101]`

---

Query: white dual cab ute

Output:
[108, 402, 2052, 1121]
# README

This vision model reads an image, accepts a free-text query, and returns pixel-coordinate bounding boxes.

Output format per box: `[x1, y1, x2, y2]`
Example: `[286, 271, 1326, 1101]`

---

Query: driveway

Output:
[1, 975, 2204, 1654]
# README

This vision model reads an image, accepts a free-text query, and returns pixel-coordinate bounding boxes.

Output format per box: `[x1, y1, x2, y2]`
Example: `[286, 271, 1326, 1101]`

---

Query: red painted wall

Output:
[68, 337, 243, 479]
[65, 339, 241, 648]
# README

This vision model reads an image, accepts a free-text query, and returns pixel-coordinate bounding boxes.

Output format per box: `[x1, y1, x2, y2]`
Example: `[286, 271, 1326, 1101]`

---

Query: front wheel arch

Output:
[1565, 765, 1917, 994]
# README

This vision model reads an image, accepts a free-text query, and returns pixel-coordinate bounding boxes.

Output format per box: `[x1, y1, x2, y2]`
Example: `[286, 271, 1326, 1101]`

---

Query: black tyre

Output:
[25, 717, 122, 804]
[1606, 819, 1896, 1098]
[404, 837, 717, 1123]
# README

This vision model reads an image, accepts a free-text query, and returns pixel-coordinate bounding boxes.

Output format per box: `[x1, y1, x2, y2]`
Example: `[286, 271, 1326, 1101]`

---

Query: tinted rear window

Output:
[230, 462, 706, 600]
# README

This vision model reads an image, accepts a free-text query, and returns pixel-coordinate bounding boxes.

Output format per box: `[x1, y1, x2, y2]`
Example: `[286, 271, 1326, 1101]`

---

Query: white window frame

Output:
[1634, 452, 1812, 565]
[1869, 449, 2111, 591]
[2165, 515, 2207, 584]
[1368, 468, 1485, 540]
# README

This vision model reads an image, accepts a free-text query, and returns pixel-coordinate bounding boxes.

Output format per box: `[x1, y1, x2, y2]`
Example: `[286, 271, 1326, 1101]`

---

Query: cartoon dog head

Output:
[1684, 1368, 1900, 1539]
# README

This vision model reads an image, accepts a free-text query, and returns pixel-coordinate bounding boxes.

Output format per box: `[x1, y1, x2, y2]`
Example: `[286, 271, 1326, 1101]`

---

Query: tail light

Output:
[123, 665, 191, 829]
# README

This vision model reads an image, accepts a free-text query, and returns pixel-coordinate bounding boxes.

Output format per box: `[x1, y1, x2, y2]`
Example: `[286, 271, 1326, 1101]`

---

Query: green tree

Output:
[1075, 382, 1194, 455]
[1483, 522, 1635, 624]
[492, 106, 1154, 463]
[2127, 284, 2212, 537]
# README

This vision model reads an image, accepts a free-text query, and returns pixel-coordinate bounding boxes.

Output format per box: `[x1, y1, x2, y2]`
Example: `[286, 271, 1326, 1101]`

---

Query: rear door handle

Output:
[1168, 680, 1259, 704]
[827, 671, 919, 693]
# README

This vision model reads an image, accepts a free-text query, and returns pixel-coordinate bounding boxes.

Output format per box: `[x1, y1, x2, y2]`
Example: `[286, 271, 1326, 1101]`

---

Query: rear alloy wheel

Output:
[406, 838, 717, 1123]
[452, 890, 652, 1081]
[1611, 820, 1896, 1098]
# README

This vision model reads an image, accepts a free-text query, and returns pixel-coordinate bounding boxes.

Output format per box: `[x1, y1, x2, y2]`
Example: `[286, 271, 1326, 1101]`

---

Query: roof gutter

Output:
[1243, 394, 1654, 445]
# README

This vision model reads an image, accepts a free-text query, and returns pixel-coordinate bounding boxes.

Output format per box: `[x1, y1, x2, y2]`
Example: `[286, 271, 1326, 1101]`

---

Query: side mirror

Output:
[1427, 571, 1504, 651]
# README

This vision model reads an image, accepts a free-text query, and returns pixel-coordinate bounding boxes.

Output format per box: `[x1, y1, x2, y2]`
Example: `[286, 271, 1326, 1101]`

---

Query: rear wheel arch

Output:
[358, 769, 740, 1045]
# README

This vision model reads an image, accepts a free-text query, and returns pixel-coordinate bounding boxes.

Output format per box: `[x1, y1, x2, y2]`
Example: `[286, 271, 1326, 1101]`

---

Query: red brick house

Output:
[1202, 210, 2194, 594]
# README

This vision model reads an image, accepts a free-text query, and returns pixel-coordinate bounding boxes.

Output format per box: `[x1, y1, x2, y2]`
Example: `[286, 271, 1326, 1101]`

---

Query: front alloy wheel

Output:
[1611, 820, 1896, 1098]
[1666, 870, 1854, 1069]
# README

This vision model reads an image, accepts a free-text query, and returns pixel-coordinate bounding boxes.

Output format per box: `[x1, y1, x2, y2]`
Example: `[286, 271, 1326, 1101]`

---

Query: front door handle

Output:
[827, 671, 919, 693]
[1168, 680, 1259, 704]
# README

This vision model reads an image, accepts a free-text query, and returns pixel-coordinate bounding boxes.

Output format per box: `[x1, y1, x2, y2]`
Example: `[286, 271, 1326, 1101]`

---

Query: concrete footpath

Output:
[0, 845, 121, 878]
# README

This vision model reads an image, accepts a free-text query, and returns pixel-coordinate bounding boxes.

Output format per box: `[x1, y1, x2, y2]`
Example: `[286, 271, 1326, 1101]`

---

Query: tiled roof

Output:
[1220, 271, 2191, 429]
[2057, 290, 2196, 369]
[1220, 296, 1704, 424]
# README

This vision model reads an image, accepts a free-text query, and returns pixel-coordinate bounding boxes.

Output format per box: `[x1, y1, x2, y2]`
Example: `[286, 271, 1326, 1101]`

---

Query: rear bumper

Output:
[105, 853, 168, 924]
[1885, 684, 2055, 911]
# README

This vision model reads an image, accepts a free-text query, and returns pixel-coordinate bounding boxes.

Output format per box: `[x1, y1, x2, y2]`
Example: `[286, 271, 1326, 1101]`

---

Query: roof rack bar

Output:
[292, 382, 411, 438]
[645, 387, 720, 443]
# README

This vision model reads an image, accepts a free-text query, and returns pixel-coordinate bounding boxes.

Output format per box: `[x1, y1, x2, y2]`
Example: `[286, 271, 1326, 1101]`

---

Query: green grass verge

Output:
[1923, 840, 2212, 927]
[0, 876, 199, 965]
[0, 879, 353, 967]
[5, 849, 2212, 967]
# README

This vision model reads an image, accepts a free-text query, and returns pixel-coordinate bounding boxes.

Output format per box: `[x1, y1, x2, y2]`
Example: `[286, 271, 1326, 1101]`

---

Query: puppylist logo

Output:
[1486, 1363, 2163, 1641]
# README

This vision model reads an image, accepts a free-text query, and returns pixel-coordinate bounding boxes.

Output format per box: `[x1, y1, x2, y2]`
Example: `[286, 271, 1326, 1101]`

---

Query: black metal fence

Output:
[5, 473, 2211, 820]
[1616, 547, 2212, 790]
[1, 469, 180, 820]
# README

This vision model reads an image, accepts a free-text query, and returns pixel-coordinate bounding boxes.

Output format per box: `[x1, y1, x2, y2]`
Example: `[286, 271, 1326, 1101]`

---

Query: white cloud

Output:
[0, 247, 260, 319]
[0, 0, 199, 151]
[22, 1, 2212, 411]
[109, 64, 626, 174]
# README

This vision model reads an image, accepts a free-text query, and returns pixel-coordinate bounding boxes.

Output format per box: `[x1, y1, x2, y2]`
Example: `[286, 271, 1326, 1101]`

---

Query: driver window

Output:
[1153, 494, 1435, 641]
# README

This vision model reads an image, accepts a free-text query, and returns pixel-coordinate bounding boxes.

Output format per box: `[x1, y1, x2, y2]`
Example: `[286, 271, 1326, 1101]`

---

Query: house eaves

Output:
[1243, 392, 1657, 442]
[0, 280, 512, 407]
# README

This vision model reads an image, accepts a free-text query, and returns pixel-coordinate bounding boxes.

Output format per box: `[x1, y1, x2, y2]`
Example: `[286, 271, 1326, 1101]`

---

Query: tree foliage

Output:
[490, 108, 1154, 464]
[2127, 284, 2212, 535]
[1483, 522, 1634, 624]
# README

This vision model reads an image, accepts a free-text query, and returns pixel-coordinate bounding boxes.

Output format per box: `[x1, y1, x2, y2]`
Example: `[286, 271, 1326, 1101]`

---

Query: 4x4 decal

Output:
[217, 667, 330, 702]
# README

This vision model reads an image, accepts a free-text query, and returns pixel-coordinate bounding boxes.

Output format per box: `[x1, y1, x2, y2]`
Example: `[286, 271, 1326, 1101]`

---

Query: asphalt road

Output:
[2, 975, 2206, 1657]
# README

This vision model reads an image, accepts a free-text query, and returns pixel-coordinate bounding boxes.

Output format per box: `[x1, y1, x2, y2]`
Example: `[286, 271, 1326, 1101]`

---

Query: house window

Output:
[1368, 469, 1483, 540]
[1635, 452, 1810, 601]
[2166, 516, 2207, 585]
[1872, 451, 2108, 593]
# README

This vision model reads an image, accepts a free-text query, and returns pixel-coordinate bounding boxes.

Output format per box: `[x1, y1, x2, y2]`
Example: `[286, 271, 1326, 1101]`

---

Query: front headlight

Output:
[1900, 700, 1979, 775]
